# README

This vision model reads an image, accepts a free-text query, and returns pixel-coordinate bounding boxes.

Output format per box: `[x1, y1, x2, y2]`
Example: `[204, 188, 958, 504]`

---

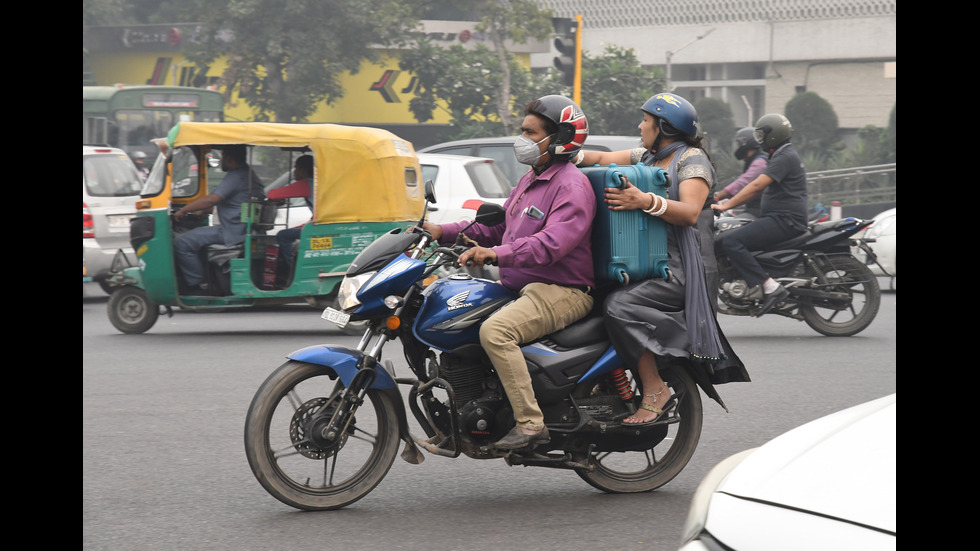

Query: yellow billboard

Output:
[85, 22, 546, 128]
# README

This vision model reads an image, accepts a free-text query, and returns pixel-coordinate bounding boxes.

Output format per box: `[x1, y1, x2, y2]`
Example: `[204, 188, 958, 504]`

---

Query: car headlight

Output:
[679, 448, 756, 545]
[337, 271, 376, 311]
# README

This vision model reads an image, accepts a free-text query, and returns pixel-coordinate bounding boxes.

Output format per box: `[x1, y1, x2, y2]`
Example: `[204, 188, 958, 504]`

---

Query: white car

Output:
[417, 153, 512, 224]
[679, 393, 896, 551]
[83, 145, 144, 293]
[851, 207, 896, 278]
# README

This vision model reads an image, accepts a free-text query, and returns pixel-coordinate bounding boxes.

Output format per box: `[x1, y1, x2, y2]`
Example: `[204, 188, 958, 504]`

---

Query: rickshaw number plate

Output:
[322, 307, 350, 328]
[310, 237, 334, 250]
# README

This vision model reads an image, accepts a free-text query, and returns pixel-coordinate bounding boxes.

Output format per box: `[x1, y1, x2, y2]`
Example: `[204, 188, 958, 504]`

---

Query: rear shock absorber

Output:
[610, 367, 636, 414]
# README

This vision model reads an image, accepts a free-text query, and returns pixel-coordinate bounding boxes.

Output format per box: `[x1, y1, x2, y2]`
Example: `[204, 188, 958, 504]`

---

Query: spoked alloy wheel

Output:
[800, 255, 880, 336]
[244, 360, 400, 511]
[577, 366, 703, 493]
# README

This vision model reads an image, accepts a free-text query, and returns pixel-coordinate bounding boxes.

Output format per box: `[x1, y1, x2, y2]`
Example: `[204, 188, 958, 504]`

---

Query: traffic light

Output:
[552, 17, 579, 89]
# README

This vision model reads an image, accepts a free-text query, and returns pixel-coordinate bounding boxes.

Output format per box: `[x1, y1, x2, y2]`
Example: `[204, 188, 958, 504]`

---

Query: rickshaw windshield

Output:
[141, 153, 168, 196]
[140, 146, 207, 198]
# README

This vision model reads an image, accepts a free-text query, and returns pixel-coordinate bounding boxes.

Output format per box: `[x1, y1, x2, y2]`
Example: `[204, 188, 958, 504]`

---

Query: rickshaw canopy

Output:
[167, 121, 423, 223]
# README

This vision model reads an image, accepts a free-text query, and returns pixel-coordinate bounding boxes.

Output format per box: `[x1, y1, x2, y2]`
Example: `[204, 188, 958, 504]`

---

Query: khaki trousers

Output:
[479, 282, 593, 431]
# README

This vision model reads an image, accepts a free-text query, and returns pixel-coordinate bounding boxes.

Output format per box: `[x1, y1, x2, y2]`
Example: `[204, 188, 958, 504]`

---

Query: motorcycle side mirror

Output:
[453, 202, 505, 246]
[474, 202, 505, 227]
[417, 180, 436, 228]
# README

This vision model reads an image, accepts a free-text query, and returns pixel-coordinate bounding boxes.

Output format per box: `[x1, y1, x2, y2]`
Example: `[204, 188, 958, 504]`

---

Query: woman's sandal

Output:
[622, 396, 677, 427]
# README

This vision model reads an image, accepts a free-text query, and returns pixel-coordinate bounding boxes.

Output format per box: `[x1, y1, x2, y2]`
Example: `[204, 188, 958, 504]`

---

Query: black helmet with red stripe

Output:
[525, 94, 589, 157]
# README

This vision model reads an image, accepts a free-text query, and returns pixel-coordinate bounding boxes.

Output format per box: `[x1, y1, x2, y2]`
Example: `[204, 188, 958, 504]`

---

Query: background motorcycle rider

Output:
[713, 127, 768, 218]
[711, 113, 808, 316]
[576, 92, 748, 423]
[421, 95, 595, 450]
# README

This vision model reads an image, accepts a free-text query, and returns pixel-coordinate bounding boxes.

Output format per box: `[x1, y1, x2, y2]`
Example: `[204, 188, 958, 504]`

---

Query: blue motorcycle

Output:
[244, 184, 705, 511]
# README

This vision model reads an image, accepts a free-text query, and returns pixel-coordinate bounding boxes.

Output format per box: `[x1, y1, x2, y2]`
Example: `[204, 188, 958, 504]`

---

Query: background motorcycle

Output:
[244, 186, 714, 511]
[713, 209, 880, 336]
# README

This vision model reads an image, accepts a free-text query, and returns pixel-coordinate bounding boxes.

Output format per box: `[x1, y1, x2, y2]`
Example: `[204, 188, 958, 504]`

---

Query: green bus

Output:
[83, 85, 224, 160]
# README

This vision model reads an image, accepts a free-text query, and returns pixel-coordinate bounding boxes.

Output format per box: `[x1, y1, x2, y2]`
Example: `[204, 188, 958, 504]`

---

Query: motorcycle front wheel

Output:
[800, 255, 880, 337]
[577, 365, 703, 493]
[244, 360, 401, 511]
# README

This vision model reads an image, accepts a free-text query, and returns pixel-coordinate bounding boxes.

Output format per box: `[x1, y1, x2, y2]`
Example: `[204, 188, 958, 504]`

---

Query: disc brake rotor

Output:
[289, 396, 352, 459]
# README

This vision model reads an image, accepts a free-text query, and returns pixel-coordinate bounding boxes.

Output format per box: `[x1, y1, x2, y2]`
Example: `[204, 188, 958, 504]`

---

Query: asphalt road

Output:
[82, 282, 896, 551]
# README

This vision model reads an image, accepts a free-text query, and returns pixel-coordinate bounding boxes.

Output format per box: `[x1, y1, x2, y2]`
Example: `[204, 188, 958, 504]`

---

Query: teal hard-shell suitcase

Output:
[582, 163, 670, 285]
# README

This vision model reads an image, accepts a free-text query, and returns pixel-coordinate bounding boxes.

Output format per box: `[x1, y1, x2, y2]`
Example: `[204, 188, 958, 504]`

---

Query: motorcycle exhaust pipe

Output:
[788, 287, 852, 308]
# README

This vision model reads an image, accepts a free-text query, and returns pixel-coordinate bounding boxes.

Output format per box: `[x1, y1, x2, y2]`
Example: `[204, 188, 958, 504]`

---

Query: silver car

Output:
[83, 145, 143, 293]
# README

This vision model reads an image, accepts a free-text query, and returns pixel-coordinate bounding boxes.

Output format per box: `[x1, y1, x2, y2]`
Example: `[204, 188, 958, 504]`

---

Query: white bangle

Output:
[643, 193, 668, 217]
[573, 150, 585, 166]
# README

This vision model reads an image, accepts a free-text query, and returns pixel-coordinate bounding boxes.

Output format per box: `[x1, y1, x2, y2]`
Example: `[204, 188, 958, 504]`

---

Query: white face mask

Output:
[513, 133, 553, 165]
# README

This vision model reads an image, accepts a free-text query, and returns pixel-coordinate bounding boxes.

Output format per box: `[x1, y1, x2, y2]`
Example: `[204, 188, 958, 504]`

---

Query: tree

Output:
[84, 0, 134, 83]
[471, 1, 555, 131]
[404, 41, 662, 140]
[691, 97, 739, 183]
[184, 0, 422, 122]
[83, 0, 136, 26]
[692, 97, 735, 159]
[784, 91, 842, 161]
[400, 40, 538, 140]
[880, 102, 896, 163]
[400, 1, 553, 134]
[574, 46, 662, 135]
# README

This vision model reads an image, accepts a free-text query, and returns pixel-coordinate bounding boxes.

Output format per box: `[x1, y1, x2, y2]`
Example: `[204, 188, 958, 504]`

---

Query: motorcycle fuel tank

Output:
[412, 274, 516, 351]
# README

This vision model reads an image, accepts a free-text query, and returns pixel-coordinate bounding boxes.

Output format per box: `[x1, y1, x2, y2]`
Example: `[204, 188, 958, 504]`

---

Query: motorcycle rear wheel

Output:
[800, 255, 880, 337]
[576, 365, 702, 493]
[244, 360, 401, 511]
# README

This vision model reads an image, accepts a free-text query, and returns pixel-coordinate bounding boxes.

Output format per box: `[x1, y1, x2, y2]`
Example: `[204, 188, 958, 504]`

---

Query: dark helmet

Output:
[754, 113, 793, 150]
[732, 127, 758, 160]
[641, 92, 699, 138]
[526, 94, 589, 157]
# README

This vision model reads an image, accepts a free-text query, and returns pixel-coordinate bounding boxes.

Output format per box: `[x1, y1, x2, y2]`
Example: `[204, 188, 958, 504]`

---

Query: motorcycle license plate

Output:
[321, 307, 350, 328]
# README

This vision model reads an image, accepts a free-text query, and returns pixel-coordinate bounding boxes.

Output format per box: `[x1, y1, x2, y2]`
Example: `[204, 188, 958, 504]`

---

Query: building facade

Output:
[534, 0, 896, 129]
[84, 1, 895, 146]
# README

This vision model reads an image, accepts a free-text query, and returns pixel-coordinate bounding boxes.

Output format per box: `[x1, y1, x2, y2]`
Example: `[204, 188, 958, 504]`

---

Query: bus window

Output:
[86, 117, 108, 144]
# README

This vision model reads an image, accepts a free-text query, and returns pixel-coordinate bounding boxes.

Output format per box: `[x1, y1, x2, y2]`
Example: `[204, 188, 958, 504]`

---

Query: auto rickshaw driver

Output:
[173, 145, 265, 295]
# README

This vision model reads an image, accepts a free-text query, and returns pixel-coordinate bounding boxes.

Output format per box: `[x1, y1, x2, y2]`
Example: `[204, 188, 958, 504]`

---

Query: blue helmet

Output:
[641, 92, 699, 139]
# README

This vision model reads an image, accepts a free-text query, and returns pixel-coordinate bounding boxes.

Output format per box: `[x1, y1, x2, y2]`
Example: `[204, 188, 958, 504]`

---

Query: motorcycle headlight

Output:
[337, 271, 376, 311]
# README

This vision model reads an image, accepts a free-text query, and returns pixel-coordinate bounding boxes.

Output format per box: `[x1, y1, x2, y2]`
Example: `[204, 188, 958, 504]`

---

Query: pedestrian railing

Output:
[807, 163, 895, 208]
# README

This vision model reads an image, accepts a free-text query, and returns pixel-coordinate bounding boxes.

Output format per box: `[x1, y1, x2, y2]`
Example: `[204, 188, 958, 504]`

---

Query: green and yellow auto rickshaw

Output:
[106, 121, 424, 334]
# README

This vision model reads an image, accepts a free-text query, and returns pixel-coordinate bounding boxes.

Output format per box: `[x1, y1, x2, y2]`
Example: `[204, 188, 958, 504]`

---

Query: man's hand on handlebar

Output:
[420, 221, 443, 241]
[458, 246, 497, 268]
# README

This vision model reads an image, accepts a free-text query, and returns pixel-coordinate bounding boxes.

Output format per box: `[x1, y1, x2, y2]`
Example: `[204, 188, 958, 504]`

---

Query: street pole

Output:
[665, 27, 715, 93]
[573, 14, 582, 106]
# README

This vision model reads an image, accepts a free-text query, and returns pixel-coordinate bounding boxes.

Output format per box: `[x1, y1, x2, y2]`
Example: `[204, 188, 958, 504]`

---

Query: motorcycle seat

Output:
[548, 315, 607, 349]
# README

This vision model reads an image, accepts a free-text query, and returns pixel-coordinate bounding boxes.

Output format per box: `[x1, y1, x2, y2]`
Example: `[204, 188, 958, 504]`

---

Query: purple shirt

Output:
[723, 155, 767, 196]
[440, 160, 595, 291]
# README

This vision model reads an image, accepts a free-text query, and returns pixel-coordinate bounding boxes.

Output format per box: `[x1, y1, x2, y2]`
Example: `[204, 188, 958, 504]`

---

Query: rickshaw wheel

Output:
[108, 286, 160, 334]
